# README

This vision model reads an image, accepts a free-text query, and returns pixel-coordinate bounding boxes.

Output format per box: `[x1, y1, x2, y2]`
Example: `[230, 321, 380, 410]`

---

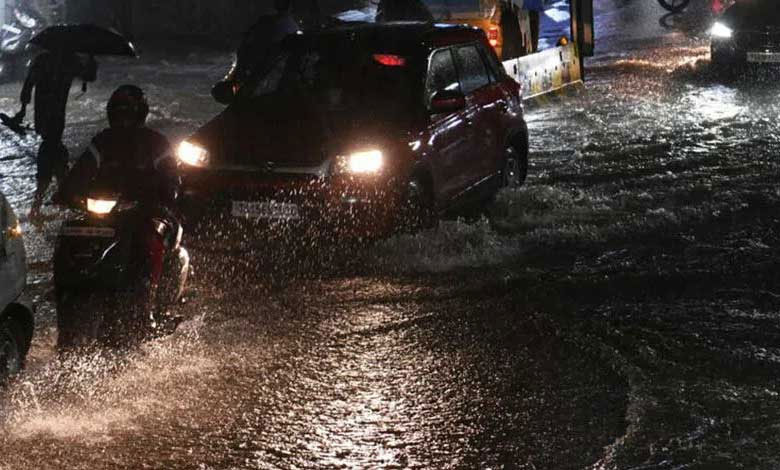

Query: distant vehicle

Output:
[658, 0, 690, 13]
[53, 176, 190, 351]
[421, 0, 533, 60]
[177, 22, 529, 242]
[0, 7, 45, 82]
[0, 192, 34, 384]
[710, 0, 780, 68]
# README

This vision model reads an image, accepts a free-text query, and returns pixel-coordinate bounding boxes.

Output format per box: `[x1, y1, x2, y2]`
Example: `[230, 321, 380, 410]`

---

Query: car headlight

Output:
[177, 141, 210, 167]
[87, 198, 118, 215]
[710, 22, 733, 39]
[336, 149, 384, 175]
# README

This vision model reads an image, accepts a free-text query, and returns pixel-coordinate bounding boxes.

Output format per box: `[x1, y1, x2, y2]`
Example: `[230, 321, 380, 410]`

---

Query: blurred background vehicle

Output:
[710, 0, 780, 68]
[0, 4, 46, 82]
[0, 191, 34, 385]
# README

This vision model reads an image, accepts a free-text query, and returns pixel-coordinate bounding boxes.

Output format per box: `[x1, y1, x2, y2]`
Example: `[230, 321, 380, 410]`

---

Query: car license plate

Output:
[747, 52, 780, 63]
[61, 226, 116, 238]
[231, 200, 300, 221]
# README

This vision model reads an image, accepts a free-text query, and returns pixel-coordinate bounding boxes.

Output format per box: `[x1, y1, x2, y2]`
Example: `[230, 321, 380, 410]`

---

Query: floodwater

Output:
[3, 1, 780, 468]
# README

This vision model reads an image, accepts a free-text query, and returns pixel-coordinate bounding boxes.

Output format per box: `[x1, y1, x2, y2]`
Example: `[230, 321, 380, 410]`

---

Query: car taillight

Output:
[488, 27, 499, 48]
[373, 54, 406, 67]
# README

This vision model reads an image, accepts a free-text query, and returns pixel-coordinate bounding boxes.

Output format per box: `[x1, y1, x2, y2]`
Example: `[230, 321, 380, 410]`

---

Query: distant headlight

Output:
[177, 141, 210, 167]
[337, 149, 384, 175]
[710, 22, 733, 39]
[87, 198, 118, 215]
[7, 219, 22, 239]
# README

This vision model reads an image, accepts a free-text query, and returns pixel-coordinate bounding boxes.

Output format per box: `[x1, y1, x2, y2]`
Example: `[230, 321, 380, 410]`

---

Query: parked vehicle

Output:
[710, 0, 780, 68]
[177, 22, 529, 243]
[0, 192, 34, 384]
[0, 7, 45, 82]
[53, 177, 189, 352]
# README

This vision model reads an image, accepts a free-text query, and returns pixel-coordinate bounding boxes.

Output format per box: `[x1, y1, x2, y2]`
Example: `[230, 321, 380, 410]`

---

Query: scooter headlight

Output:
[177, 141, 210, 168]
[710, 22, 733, 39]
[87, 198, 118, 215]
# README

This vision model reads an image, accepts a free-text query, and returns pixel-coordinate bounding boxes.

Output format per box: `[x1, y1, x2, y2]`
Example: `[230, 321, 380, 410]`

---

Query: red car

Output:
[177, 22, 528, 242]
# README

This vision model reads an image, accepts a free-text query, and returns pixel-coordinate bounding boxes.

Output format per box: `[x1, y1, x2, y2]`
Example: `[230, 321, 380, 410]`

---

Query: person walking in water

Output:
[13, 49, 96, 220]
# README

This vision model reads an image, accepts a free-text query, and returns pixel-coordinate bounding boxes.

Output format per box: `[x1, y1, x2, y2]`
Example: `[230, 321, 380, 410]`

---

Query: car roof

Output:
[300, 21, 487, 54]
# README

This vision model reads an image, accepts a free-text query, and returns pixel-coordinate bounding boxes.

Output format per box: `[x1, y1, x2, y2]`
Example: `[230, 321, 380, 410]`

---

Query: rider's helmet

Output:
[107, 85, 149, 129]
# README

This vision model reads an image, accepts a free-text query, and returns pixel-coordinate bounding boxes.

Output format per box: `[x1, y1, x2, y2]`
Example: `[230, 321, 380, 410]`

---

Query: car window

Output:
[477, 42, 503, 83]
[249, 55, 288, 98]
[455, 45, 490, 95]
[426, 48, 460, 105]
[240, 37, 419, 129]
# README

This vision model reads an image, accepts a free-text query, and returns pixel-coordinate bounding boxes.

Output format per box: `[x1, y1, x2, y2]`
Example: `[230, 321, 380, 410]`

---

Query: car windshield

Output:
[239, 37, 419, 128]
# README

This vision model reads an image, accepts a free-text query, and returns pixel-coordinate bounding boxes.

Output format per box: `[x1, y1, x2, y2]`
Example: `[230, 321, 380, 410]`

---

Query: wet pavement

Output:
[4, 1, 780, 468]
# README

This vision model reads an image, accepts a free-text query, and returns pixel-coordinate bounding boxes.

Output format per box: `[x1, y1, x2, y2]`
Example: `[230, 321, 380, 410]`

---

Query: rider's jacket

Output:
[58, 126, 179, 207]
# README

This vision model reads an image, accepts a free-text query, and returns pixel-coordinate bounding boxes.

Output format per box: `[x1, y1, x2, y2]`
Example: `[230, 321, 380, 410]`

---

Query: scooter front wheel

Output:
[0, 320, 23, 383]
[658, 0, 690, 12]
[56, 290, 104, 354]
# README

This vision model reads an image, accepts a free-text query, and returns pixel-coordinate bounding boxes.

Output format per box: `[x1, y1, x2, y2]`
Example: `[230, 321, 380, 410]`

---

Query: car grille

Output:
[734, 30, 780, 51]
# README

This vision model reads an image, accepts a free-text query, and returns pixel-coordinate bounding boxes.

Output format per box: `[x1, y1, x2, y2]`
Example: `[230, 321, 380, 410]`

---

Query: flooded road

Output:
[4, 1, 780, 468]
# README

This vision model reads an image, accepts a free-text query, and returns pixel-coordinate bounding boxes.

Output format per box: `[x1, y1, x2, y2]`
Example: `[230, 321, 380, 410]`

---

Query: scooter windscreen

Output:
[80, 169, 163, 215]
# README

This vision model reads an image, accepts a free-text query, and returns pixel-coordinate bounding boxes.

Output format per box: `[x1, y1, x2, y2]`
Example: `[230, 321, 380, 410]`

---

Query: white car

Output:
[0, 192, 33, 383]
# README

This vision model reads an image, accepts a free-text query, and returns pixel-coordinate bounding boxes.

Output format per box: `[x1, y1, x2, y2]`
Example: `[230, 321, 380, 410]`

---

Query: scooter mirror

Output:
[211, 80, 235, 105]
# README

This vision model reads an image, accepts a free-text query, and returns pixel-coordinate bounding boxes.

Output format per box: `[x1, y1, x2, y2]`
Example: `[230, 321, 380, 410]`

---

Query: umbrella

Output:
[30, 24, 136, 57]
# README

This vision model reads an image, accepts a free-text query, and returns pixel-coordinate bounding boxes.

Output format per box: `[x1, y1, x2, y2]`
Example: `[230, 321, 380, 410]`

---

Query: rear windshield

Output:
[239, 37, 420, 126]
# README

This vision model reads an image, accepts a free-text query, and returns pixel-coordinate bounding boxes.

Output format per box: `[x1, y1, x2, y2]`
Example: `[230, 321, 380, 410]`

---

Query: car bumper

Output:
[712, 34, 780, 66]
[179, 170, 403, 246]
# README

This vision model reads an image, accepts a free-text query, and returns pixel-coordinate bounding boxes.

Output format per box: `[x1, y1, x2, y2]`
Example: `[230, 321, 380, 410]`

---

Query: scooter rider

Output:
[59, 86, 177, 282]
[57, 84, 178, 213]
[54, 85, 189, 351]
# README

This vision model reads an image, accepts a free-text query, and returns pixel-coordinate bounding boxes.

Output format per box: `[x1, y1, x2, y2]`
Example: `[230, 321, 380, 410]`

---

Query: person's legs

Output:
[30, 137, 68, 219]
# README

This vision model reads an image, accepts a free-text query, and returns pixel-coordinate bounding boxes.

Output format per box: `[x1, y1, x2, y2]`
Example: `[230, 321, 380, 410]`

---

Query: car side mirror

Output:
[211, 80, 236, 105]
[429, 89, 466, 114]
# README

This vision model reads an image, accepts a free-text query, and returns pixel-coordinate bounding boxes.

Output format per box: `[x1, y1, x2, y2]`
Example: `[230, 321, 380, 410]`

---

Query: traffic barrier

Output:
[502, 42, 584, 103]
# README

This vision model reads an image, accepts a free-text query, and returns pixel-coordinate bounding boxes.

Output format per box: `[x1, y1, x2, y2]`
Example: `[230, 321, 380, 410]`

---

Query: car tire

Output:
[0, 319, 23, 383]
[398, 173, 437, 233]
[502, 138, 528, 189]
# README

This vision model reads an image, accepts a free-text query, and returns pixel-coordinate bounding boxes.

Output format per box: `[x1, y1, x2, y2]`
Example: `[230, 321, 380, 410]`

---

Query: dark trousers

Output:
[37, 137, 69, 185]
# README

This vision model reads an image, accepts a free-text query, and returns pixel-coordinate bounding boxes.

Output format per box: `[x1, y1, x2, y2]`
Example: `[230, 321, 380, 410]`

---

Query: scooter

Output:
[0, 7, 45, 83]
[53, 179, 190, 353]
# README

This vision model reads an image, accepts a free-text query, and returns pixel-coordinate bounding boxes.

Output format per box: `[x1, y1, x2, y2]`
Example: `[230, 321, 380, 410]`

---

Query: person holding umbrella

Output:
[15, 49, 96, 221]
[5, 24, 136, 221]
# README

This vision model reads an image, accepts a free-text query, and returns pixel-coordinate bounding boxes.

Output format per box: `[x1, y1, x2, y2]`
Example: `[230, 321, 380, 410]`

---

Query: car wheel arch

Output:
[505, 123, 529, 155]
[409, 164, 436, 207]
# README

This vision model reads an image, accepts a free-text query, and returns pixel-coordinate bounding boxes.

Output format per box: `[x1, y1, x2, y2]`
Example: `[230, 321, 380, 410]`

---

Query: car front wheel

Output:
[398, 174, 437, 233]
[502, 141, 528, 189]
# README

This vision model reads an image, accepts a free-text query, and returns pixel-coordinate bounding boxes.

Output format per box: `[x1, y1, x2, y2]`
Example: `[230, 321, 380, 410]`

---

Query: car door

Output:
[424, 47, 475, 204]
[452, 43, 503, 193]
